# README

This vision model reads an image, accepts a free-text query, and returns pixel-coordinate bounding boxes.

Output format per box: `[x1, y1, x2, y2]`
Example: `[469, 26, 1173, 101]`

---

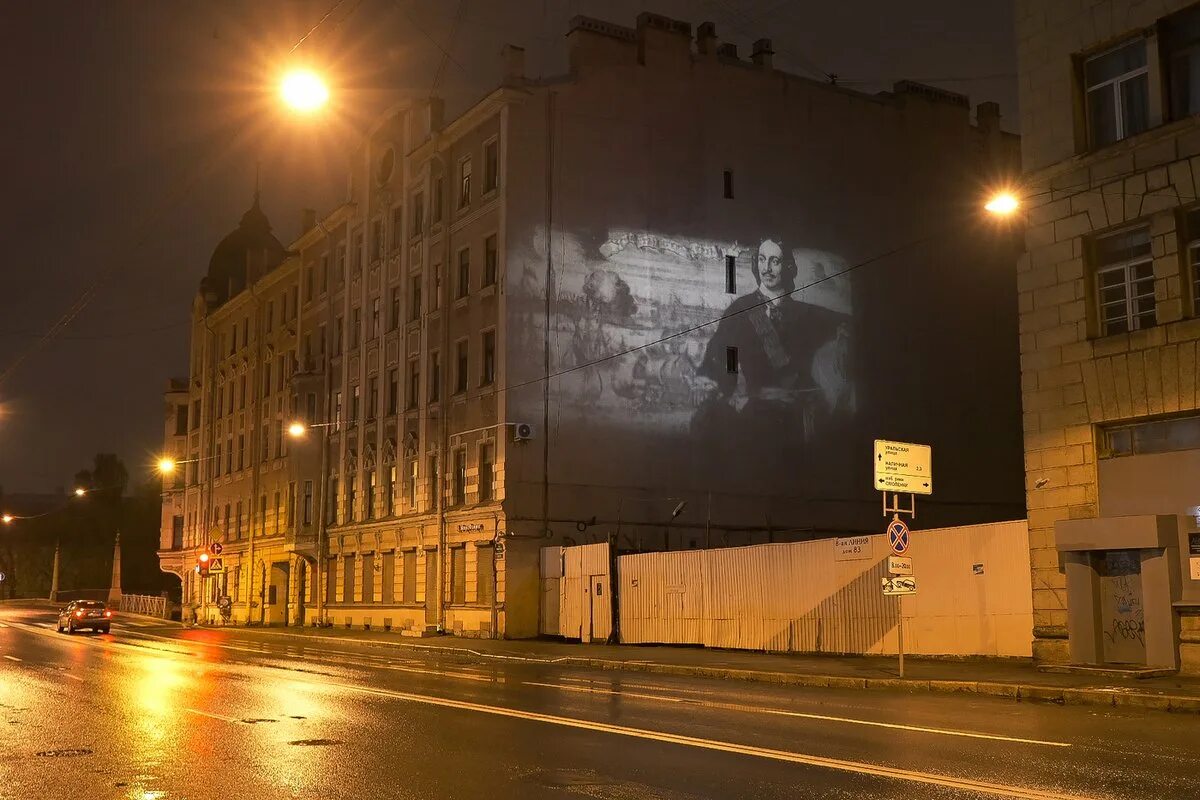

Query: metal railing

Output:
[119, 594, 168, 619]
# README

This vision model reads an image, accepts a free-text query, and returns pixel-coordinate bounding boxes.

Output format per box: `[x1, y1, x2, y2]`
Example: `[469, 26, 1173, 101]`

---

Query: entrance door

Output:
[267, 562, 290, 626]
[1099, 550, 1146, 664]
[424, 550, 438, 627]
[588, 574, 611, 642]
[296, 562, 306, 626]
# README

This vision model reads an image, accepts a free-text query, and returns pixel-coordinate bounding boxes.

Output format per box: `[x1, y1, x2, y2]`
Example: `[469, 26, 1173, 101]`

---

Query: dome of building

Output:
[203, 191, 288, 306]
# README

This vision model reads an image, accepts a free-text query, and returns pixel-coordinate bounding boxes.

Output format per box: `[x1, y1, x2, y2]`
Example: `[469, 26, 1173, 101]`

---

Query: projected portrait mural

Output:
[509, 225, 854, 491]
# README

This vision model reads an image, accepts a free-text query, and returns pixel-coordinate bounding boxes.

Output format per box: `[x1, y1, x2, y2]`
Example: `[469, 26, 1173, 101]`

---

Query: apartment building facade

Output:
[161, 13, 1023, 639]
[1016, 0, 1200, 672]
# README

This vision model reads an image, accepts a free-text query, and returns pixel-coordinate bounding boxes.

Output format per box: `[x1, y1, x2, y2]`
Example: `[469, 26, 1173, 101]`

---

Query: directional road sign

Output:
[886, 517, 910, 555]
[874, 439, 932, 495]
[882, 576, 917, 596]
[211, 542, 223, 555]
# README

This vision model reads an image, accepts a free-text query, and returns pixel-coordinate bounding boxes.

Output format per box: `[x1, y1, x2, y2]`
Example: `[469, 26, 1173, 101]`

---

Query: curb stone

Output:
[197, 626, 1200, 715]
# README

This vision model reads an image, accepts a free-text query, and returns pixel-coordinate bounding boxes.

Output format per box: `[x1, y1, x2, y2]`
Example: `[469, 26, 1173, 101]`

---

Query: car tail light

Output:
[104, 611, 112, 618]
[74, 610, 84, 618]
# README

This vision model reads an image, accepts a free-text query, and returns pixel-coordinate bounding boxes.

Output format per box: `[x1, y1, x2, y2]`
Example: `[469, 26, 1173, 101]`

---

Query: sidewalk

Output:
[211, 622, 1200, 714]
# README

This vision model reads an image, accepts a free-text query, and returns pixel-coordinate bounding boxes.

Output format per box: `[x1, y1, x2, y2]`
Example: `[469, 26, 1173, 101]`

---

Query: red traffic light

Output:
[198, 552, 210, 563]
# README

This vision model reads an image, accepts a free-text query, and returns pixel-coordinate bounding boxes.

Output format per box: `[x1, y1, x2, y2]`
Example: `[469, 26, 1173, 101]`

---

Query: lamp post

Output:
[288, 419, 338, 626]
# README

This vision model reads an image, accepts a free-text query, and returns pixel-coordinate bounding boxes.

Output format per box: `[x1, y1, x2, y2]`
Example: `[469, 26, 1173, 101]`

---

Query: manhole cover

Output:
[288, 739, 341, 747]
[37, 748, 93, 758]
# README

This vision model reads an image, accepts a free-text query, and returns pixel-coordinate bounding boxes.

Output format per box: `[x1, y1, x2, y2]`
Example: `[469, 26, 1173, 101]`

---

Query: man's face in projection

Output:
[757, 240, 784, 293]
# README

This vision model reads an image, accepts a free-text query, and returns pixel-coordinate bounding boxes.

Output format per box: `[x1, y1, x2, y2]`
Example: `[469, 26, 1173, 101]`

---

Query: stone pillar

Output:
[49, 539, 60, 602]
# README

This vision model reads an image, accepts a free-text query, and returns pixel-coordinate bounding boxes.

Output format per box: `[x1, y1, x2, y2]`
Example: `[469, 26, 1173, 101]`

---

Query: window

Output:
[371, 297, 381, 339]
[328, 476, 339, 524]
[389, 287, 400, 331]
[723, 169, 734, 199]
[484, 234, 497, 286]
[407, 458, 418, 509]
[1084, 39, 1149, 148]
[726, 346, 739, 374]
[427, 455, 439, 509]
[225, 437, 233, 473]
[412, 191, 425, 236]
[451, 546, 466, 604]
[457, 248, 470, 298]
[1102, 414, 1200, 458]
[407, 359, 420, 409]
[1165, 5, 1200, 121]
[1092, 226, 1154, 336]
[478, 442, 494, 501]
[306, 392, 317, 423]
[303, 480, 313, 525]
[304, 265, 314, 302]
[320, 254, 329, 294]
[431, 264, 442, 311]
[352, 229, 364, 273]
[237, 434, 245, 471]
[429, 351, 441, 403]
[385, 465, 396, 516]
[351, 307, 361, 349]
[365, 470, 376, 520]
[346, 474, 357, 523]
[477, 544, 495, 603]
[287, 482, 295, 528]
[334, 391, 343, 426]
[452, 448, 466, 506]
[432, 176, 444, 224]
[455, 340, 468, 394]
[481, 330, 495, 386]
[361, 552, 375, 603]
[260, 494, 269, 535]
[409, 276, 422, 321]
[458, 158, 472, 209]
[368, 376, 378, 420]
[224, 503, 231, 538]
[174, 405, 188, 435]
[387, 368, 399, 415]
[350, 384, 360, 422]
[326, 557, 336, 603]
[171, 516, 184, 549]
[318, 324, 326, 357]
[371, 217, 383, 262]
[343, 555, 355, 602]
[334, 316, 344, 354]
[261, 424, 269, 461]
[402, 550, 417, 602]
[239, 375, 246, 409]
[484, 138, 499, 193]
[236, 500, 243, 538]
[725, 255, 737, 294]
[191, 399, 200, 430]
[336, 243, 347, 286]
[1185, 207, 1200, 316]
[391, 205, 403, 250]
[275, 418, 284, 458]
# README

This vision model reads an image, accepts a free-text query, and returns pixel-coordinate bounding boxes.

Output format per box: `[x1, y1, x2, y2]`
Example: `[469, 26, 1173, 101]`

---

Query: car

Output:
[56, 600, 113, 634]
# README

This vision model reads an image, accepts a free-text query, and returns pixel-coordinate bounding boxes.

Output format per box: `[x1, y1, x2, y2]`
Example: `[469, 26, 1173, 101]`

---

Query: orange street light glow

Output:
[158, 457, 176, 474]
[74, 488, 86, 497]
[985, 191, 1020, 216]
[281, 70, 329, 112]
[288, 422, 307, 438]
[1, 514, 12, 524]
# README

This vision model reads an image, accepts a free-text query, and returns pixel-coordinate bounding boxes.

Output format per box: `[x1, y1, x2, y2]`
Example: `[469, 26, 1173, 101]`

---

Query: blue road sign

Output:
[887, 518, 910, 555]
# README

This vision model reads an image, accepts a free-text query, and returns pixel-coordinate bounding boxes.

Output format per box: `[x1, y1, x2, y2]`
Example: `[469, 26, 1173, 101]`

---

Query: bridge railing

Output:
[118, 594, 167, 618]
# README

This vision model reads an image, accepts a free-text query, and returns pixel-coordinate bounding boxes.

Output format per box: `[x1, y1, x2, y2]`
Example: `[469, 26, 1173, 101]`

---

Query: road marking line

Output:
[329, 682, 1094, 800]
[184, 708, 242, 724]
[3, 654, 22, 662]
[63, 673, 84, 681]
[522, 681, 1070, 748]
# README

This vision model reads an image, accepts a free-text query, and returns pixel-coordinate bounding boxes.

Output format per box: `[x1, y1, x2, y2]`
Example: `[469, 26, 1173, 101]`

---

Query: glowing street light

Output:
[1, 514, 13, 524]
[985, 191, 1020, 216]
[74, 487, 86, 498]
[281, 69, 329, 113]
[288, 421, 308, 438]
[157, 457, 176, 475]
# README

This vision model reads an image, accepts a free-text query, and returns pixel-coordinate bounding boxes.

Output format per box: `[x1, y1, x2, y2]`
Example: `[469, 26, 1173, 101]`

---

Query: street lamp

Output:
[984, 190, 1021, 216]
[74, 487, 86, 498]
[157, 457, 176, 475]
[281, 69, 329, 113]
[1, 514, 12, 524]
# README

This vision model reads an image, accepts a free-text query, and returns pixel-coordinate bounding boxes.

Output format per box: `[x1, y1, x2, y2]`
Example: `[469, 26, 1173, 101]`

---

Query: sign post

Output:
[874, 439, 931, 680]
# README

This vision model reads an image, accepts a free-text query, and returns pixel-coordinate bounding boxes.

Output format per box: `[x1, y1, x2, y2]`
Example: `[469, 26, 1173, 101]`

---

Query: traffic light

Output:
[196, 550, 211, 577]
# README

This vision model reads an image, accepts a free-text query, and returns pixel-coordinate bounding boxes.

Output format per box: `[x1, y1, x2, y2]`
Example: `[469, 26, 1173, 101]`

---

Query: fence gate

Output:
[550, 542, 610, 643]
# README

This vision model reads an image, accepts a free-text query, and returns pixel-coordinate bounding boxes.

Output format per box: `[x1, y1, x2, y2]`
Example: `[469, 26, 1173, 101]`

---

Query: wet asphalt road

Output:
[0, 602, 1198, 800]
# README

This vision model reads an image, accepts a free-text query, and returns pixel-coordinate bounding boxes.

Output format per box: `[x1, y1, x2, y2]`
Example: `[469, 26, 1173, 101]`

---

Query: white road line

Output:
[3, 654, 22, 662]
[184, 707, 243, 724]
[329, 682, 1095, 800]
[62, 673, 84, 681]
[522, 681, 1070, 748]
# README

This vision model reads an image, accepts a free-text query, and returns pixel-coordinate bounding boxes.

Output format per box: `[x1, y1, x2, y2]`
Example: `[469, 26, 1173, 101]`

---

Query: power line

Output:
[289, 0, 348, 54]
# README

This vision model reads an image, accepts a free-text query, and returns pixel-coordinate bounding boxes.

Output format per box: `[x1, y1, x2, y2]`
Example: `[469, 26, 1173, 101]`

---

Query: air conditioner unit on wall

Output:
[514, 422, 534, 442]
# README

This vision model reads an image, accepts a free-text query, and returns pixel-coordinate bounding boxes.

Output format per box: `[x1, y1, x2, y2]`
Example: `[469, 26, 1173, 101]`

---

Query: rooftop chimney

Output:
[502, 44, 525, 85]
[751, 38, 774, 70]
[717, 42, 738, 60]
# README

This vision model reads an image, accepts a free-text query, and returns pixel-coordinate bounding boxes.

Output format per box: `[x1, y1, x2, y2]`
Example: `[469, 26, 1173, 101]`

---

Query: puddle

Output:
[287, 739, 341, 747]
[37, 748, 93, 758]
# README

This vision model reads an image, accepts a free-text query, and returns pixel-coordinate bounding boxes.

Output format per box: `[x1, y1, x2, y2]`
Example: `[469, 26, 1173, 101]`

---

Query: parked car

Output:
[56, 600, 113, 634]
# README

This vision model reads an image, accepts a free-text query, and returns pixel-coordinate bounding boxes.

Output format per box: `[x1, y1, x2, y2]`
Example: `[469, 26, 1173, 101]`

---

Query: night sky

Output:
[0, 1, 1016, 494]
